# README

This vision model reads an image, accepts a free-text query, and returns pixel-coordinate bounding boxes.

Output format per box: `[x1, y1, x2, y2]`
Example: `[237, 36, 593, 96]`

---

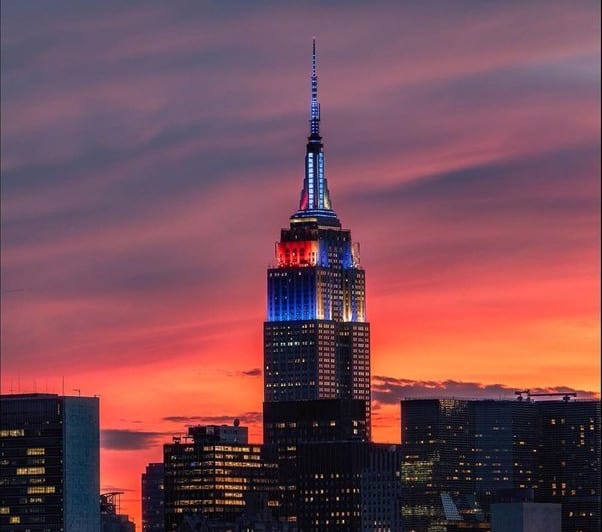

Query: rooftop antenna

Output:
[72, 388, 81, 397]
[309, 36, 320, 136]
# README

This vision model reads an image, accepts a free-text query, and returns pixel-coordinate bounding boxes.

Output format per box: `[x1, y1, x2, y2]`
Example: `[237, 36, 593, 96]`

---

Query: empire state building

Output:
[263, 40, 371, 435]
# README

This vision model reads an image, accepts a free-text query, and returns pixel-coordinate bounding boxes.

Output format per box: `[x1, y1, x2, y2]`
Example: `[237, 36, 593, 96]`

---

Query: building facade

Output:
[296, 441, 402, 532]
[400, 398, 540, 530]
[0, 393, 100, 531]
[163, 423, 280, 530]
[400, 397, 601, 532]
[536, 400, 601, 532]
[263, 398, 368, 524]
[490, 502, 561, 532]
[263, 40, 371, 433]
[142, 462, 165, 532]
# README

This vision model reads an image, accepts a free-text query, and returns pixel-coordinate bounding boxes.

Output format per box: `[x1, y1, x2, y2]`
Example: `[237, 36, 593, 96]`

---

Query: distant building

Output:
[536, 400, 601, 532]
[0, 393, 100, 531]
[296, 441, 402, 531]
[142, 462, 164, 531]
[163, 423, 280, 531]
[400, 398, 533, 530]
[400, 397, 601, 532]
[360, 444, 404, 532]
[490, 502, 561, 532]
[187, 421, 248, 444]
[101, 492, 136, 532]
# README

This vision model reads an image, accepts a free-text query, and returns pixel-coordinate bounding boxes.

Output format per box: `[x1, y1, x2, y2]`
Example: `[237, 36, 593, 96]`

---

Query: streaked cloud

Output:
[372, 376, 599, 405]
[241, 368, 262, 377]
[100, 429, 168, 451]
[162, 412, 262, 426]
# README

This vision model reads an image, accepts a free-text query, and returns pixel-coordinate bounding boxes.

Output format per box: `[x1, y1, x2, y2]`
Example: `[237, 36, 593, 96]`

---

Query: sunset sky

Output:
[1, 1, 600, 526]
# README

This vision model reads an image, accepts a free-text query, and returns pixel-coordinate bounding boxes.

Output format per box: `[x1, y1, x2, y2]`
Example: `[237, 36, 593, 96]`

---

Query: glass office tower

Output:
[263, 39, 371, 435]
[0, 393, 100, 532]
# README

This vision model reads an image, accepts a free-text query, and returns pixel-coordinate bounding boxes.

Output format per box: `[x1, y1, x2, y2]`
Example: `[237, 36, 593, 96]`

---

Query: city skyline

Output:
[1, 2, 600, 527]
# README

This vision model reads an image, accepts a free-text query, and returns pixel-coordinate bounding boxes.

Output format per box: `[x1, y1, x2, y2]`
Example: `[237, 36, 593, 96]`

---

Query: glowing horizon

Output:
[1, 1, 600, 527]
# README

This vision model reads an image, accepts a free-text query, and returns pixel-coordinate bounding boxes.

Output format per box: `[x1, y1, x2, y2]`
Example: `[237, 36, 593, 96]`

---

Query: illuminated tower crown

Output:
[264, 37, 370, 401]
[293, 38, 338, 226]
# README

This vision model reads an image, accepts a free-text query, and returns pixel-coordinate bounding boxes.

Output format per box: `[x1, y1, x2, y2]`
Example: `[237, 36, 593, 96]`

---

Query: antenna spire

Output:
[293, 38, 337, 223]
[310, 37, 320, 136]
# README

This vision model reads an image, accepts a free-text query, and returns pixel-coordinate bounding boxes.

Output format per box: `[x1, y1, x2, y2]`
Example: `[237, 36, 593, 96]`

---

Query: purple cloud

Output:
[372, 375, 599, 404]
[100, 429, 168, 450]
[162, 412, 263, 426]
[241, 368, 262, 377]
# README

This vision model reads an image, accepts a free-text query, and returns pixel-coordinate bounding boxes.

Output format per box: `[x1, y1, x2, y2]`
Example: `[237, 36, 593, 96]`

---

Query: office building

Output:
[0, 393, 100, 531]
[142, 462, 164, 531]
[297, 441, 402, 531]
[263, 39, 371, 434]
[536, 400, 600, 532]
[400, 397, 601, 532]
[163, 423, 280, 530]
[400, 398, 539, 530]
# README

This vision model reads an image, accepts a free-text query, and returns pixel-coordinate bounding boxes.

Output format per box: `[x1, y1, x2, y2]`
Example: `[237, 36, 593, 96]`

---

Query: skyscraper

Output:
[399, 397, 601, 532]
[0, 393, 100, 531]
[536, 400, 601, 532]
[400, 398, 540, 530]
[263, 39, 371, 433]
[141, 463, 164, 532]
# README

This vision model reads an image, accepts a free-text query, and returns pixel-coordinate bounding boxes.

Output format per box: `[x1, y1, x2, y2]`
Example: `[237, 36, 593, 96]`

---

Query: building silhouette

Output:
[163, 423, 280, 531]
[263, 398, 368, 522]
[101, 491, 136, 532]
[400, 397, 601, 532]
[142, 462, 164, 531]
[296, 441, 402, 531]
[0, 393, 100, 531]
[536, 400, 601, 532]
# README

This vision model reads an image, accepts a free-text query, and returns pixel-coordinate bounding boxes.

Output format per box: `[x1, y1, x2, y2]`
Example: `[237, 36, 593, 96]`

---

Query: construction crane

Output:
[515, 389, 577, 402]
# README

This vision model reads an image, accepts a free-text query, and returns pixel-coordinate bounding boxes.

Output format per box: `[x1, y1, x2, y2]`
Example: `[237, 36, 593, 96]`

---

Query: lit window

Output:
[16, 467, 45, 475]
[0, 429, 24, 437]
[27, 448, 45, 456]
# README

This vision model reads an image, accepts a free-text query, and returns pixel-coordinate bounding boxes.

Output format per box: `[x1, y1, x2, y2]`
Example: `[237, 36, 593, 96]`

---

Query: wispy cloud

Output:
[241, 368, 262, 377]
[162, 412, 262, 426]
[100, 429, 168, 451]
[372, 376, 599, 404]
